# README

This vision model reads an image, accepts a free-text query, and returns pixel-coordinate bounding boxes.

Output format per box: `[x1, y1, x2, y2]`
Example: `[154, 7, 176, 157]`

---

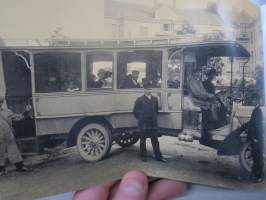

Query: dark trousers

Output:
[251, 142, 264, 179]
[140, 136, 162, 159]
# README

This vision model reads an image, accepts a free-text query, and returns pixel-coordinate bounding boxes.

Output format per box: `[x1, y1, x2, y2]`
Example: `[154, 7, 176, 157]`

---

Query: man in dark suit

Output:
[247, 95, 264, 183]
[133, 84, 165, 162]
[122, 70, 141, 88]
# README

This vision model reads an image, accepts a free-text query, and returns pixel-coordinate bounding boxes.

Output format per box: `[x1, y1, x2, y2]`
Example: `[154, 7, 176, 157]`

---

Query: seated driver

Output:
[202, 69, 227, 128]
[186, 63, 222, 144]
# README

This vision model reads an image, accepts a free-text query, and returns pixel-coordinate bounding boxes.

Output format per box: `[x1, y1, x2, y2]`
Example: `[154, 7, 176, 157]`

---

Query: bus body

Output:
[0, 38, 253, 159]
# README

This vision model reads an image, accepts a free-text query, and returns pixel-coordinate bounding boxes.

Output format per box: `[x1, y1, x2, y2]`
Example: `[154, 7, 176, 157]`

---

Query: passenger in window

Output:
[48, 76, 60, 92]
[47, 67, 60, 92]
[151, 75, 161, 88]
[122, 70, 141, 88]
[167, 70, 180, 88]
[87, 74, 97, 88]
[94, 69, 112, 88]
[66, 80, 80, 92]
[141, 78, 149, 88]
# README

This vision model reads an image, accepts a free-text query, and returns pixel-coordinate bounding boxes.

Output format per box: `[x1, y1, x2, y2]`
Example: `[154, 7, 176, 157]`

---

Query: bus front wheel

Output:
[239, 141, 253, 174]
[76, 123, 111, 162]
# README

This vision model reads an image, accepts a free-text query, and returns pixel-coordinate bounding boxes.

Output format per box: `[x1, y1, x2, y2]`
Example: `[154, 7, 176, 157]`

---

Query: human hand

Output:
[73, 170, 188, 200]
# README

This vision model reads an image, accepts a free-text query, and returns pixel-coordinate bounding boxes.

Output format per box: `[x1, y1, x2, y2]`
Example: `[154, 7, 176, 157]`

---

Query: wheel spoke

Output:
[98, 143, 105, 149]
[82, 136, 92, 142]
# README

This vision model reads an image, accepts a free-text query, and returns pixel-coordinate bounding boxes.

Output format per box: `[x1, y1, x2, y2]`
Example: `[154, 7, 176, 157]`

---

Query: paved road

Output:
[0, 136, 265, 200]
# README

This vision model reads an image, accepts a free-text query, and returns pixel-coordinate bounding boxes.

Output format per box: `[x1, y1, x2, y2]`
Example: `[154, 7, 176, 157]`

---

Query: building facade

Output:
[104, 0, 263, 81]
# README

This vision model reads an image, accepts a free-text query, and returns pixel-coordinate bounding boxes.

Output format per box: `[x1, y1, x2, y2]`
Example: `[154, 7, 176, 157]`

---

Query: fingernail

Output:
[121, 178, 144, 195]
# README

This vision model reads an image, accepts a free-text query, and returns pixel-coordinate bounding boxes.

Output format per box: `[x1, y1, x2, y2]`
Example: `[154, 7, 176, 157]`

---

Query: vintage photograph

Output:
[0, 0, 265, 199]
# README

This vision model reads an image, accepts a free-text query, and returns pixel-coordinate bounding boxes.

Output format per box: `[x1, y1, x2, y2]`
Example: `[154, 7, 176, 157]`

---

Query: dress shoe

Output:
[250, 175, 264, 183]
[156, 157, 167, 163]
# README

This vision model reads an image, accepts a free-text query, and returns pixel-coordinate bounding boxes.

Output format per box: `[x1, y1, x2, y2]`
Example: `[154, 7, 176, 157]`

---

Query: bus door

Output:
[157, 49, 183, 132]
[1, 51, 36, 137]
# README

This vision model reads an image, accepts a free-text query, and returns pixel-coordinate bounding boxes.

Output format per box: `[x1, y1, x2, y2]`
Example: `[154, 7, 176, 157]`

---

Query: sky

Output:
[0, 0, 261, 40]
[0, 0, 105, 39]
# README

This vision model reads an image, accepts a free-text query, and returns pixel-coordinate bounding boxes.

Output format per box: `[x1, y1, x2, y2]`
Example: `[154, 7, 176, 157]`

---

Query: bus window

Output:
[86, 53, 113, 89]
[34, 52, 81, 93]
[117, 50, 162, 89]
[168, 50, 181, 89]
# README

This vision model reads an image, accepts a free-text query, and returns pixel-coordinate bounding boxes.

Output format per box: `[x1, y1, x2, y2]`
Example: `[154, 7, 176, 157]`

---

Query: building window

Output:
[112, 24, 122, 38]
[162, 24, 172, 32]
[86, 52, 113, 89]
[34, 52, 81, 93]
[117, 51, 162, 89]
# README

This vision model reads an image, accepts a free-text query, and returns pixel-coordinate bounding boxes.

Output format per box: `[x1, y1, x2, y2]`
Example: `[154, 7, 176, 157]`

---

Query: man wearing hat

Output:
[122, 70, 141, 88]
[0, 96, 32, 175]
[203, 69, 218, 95]
[133, 84, 165, 162]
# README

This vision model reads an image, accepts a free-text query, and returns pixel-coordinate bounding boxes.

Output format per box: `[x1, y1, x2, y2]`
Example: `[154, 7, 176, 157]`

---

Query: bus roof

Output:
[0, 38, 250, 57]
[182, 42, 250, 58]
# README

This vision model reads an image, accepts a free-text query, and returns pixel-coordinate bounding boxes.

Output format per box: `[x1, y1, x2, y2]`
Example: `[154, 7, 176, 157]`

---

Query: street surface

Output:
[0, 136, 265, 200]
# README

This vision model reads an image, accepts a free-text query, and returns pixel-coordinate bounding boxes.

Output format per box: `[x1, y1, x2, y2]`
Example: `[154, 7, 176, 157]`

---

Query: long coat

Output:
[0, 108, 23, 166]
[133, 95, 160, 137]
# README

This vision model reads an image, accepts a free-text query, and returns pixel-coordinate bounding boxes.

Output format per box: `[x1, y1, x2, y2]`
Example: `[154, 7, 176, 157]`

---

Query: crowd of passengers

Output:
[86, 68, 180, 89]
[56, 67, 181, 91]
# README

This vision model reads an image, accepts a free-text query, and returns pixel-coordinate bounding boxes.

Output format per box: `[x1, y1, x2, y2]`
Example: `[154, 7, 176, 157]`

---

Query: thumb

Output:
[112, 170, 148, 200]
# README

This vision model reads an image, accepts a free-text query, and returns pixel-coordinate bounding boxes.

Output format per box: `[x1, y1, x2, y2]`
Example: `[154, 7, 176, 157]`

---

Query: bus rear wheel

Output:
[115, 132, 139, 148]
[76, 123, 111, 162]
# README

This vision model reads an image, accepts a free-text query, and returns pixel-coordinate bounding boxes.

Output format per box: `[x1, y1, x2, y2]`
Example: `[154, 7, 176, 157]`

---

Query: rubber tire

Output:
[239, 141, 253, 174]
[76, 123, 111, 162]
[115, 132, 139, 148]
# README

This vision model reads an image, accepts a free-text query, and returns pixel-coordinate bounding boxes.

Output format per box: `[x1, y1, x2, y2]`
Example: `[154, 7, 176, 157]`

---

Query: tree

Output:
[47, 27, 69, 45]
[241, 66, 264, 106]
[203, 57, 224, 77]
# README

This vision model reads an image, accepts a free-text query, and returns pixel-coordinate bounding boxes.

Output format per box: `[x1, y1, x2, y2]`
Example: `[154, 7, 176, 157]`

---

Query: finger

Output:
[147, 179, 188, 200]
[73, 181, 115, 200]
[112, 170, 148, 200]
[109, 179, 121, 199]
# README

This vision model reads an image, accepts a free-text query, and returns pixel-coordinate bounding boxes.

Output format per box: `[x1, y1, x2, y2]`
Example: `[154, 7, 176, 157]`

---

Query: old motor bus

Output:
[0, 38, 264, 173]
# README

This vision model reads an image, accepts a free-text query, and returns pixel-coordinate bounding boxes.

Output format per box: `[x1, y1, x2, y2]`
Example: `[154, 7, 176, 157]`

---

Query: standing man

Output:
[247, 94, 265, 183]
[0, 96, 32, 175]
[133, 84, 165, 162]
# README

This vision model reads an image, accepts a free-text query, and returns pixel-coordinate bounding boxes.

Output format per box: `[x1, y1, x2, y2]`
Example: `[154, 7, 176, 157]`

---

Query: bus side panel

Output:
[113, 91, 162, 112]
[34, 91, 182, 136]
[35, 93, 115, 117]
[158, 112, 182, 130]
[34, 91, 162, 118]
[35, 112, 183, 136]
[107, 112, 182, 130]
[35, 117, 81, 136]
